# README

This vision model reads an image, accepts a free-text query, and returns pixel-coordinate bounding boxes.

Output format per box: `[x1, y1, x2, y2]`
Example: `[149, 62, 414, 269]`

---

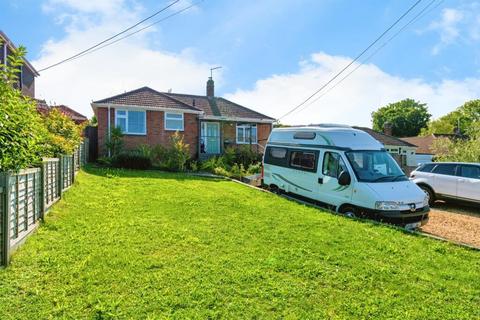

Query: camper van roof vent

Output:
[294, 132, 316, 140]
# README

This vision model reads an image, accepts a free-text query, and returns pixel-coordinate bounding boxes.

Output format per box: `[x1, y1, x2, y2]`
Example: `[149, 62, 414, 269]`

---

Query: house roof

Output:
[92, 87, 202, 112]
[353, 127, 417, 148]
[165, 92, 275, 121]
[92, 86, 275, 122]
[52, 105, 88, 123]
[0, 30, 39, 76]
[401, 134, 459, 155]
[35, 99, 88, 124]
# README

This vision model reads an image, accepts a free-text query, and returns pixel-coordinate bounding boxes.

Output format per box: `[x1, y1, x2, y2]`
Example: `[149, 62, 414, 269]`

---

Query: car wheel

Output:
[420, 185, 435, 207]
[340, 206, 358, 218]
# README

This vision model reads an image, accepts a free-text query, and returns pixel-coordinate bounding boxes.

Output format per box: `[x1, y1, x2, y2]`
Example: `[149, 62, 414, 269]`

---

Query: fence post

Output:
[1, 173, 11, 267]
[39, 162, 46, 220]
[71, 154, 75, 184]
[58, 156, 64, 198]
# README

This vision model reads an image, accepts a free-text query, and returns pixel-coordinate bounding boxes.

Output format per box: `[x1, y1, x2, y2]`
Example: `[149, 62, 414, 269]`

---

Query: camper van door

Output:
[318, 151, 353, 207]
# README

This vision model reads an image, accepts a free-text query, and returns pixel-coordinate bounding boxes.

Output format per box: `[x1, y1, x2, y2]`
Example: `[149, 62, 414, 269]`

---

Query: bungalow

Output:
[92, 78, 275, 158]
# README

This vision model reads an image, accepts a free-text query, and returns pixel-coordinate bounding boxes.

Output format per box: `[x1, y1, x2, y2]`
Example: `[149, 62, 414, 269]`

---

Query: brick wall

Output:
[95, 107, 199, 158]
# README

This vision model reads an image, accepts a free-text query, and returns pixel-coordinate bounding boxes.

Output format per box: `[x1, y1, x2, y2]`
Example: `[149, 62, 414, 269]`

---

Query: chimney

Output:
[383, 122, 393, 136]
[206, 77, 214, 98]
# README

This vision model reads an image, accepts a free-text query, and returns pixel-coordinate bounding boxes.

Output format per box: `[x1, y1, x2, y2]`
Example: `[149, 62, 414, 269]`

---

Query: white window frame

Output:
[165, 112, 184, 131]
[236, 124, 257, 144]
[115, 109, 147, 135]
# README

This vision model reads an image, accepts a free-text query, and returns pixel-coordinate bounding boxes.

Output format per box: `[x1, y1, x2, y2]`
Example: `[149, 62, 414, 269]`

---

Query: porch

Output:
[199, 120, 266, 160]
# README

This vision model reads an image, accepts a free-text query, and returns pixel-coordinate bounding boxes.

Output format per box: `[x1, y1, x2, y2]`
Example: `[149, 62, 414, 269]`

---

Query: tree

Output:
[0, 43, 45, 171]
[432, 127, 480, 162]
[421, 99, 480, 136]
[42, 109, 84, 157]
[371, 99, 431, 137]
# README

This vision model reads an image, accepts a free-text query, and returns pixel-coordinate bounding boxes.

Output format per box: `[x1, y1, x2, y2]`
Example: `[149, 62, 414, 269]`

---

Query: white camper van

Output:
[262, 125, 429, 227]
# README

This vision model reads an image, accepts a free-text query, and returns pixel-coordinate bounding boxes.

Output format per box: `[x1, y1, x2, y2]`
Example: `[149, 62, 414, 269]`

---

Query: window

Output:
[270, 147, 287, 159]
[322, 152, 347, 178]
[290, 151, 316, 171]
[459, 165, 480, 179]
[264, 147, 289, 167]
[236, 124, 257, 144]
[432, 164, 457, 176]
[165, 112, 184, 131]
[346, 150, 406, 183]
[115, 109, 146, 135]
[417, 163, 435, 173]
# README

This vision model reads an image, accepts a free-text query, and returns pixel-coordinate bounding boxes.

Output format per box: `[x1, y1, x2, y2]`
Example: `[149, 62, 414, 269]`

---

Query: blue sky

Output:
[1, 0, 479, 125]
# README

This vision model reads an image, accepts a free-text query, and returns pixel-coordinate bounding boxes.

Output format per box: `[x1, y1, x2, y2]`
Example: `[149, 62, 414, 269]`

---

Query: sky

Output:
[1, 0, 479, 126]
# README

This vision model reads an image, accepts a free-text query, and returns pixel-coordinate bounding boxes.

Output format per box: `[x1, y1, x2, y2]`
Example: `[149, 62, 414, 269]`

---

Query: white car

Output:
[410, 162, 480, 206]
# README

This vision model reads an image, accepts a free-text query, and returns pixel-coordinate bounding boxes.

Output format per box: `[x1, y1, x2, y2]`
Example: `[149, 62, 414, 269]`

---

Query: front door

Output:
[201, 122, 220, 154]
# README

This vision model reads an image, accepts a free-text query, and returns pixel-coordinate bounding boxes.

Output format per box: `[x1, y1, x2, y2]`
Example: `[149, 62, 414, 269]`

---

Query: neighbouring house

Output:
[92, 78, 275, 158]
[401, 134, 464, 165]
[0, 30, 39, 98]
[354, 124, 418, 172]
[35, 99, 88, 125]
[51, 105, 88, 124]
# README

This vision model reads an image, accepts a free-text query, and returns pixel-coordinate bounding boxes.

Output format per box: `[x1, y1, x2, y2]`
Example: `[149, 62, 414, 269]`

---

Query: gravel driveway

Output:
[420, 202, 480, 248]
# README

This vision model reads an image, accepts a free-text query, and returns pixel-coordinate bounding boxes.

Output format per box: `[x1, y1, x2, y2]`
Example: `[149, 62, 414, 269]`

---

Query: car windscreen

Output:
[346, 150, 407, 183]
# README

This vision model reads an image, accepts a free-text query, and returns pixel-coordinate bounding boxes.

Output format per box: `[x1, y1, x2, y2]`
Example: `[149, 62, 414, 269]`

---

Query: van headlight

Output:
[422, 194, 429, 207]
[375, 201, 401, 211]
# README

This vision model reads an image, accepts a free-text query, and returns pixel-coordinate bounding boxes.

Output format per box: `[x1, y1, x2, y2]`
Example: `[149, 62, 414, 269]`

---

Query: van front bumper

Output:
[361, 206, 430, 227]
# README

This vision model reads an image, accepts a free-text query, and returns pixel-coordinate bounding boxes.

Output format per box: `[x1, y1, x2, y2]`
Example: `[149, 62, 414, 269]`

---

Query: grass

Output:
[0, 167, 479, 319]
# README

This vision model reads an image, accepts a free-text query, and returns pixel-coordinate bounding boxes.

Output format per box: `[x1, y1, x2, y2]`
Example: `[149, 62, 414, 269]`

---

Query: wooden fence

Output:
[0, 140, 88, 267]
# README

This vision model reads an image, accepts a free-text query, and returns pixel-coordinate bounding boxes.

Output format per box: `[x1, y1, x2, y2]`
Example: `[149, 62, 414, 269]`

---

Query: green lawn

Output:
[0, 168, 478, 319]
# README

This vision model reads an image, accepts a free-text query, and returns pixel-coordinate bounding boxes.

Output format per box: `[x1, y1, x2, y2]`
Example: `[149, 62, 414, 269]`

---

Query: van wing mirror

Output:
[338, 171, 351, 186]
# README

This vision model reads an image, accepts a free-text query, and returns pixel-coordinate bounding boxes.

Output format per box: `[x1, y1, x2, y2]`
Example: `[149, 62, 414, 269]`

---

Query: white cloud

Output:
[225, 52, 480, 126]
[428, 4, 480, 54]
[33, 0, 216, 118]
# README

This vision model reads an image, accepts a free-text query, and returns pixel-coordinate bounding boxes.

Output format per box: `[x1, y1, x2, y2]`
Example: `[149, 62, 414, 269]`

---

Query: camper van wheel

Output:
[340, 206, 357, 218]
[269, 185, 282, 194]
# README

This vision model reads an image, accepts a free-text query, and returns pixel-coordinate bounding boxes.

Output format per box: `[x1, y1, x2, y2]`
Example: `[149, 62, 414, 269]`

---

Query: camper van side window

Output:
[290, 151, 316, 171]
[322, 152, 347, 178]
[270, 147, 287, 159]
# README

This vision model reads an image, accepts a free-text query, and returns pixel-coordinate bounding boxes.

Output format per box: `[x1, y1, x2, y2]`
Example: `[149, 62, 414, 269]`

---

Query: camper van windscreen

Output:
[294, 132, 316, 140]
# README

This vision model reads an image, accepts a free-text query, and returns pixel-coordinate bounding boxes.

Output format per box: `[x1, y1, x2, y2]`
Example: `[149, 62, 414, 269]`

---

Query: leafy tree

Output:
[432, 127, 480, 162]
[372, 99, 431, 137]
[0, 43, 45, 171]
[42, 109, 84, 156]
[421, 99, 480, 136]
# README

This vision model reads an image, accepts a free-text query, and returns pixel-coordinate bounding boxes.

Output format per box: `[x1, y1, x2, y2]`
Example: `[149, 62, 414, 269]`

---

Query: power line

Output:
[37, 0, 181, 72]
[291, 0, 443, 119]
[71, 0, 204, 62]
[277, 0, 424, 121]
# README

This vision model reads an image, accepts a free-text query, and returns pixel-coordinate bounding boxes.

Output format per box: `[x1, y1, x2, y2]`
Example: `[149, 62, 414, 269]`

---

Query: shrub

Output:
[246, 162, 262, 175]
[136, 144, 153, 159]
[42, 108, 83, 157]
[188, 160, 199, 172]
[235, 145, 261, 167]
[105, 127, 124, 156]
[111, 152, 151, 170]
[0, 44, 45, 171]
[151, 145, 167, 167]
[162, 132, 190, 172]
